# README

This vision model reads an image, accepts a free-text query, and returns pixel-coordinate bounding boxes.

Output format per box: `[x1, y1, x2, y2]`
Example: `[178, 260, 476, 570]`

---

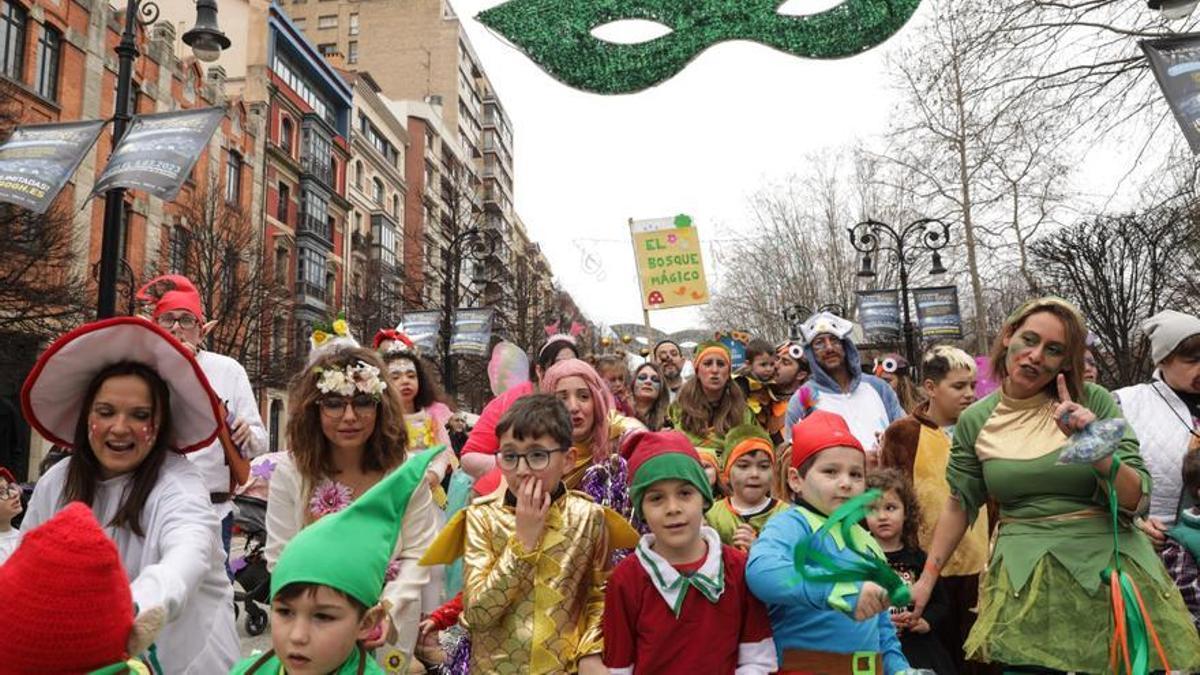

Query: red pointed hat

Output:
[791, 410, 864, 468]
[21, 317, 221, 453]
[0, 502, 135, 672]
[136, 274, 205, 322]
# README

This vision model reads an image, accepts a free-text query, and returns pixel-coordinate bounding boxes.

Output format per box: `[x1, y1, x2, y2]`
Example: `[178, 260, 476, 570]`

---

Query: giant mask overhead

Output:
[476, 0, 923, 94]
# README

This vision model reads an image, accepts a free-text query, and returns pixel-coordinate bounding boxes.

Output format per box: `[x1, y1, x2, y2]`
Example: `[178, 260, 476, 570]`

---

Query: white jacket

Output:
[1115, 372, 1198, 526]
[12, 453, 238, 673]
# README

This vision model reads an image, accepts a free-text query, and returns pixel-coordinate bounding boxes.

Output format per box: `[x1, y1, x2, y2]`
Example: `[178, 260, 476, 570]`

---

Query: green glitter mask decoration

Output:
[476, 0, 923, 94]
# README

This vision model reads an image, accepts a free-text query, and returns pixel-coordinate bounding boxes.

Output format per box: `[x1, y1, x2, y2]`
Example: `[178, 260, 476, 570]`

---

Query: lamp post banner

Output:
[1141, 34, 1200, 154]
[450, 308, 494, 357]
[400, 311, 442, 353]
[630, 214, 710, 311]
[856, 289, 902, 344]
[91, 107, 225, 201]
[0, 119, 106, 213]
[913, 285, 963, 339]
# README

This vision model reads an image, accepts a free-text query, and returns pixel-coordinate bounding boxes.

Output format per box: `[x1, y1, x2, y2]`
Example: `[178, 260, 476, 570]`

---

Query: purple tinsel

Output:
[440, 626, 471, 675]
[580, 454, 631, 518]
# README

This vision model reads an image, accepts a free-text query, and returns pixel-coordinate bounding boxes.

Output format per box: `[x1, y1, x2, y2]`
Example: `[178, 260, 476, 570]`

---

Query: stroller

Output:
[231, 453, 281, 636]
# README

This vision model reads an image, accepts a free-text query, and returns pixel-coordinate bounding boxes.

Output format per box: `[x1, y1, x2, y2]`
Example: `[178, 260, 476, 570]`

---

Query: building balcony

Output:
[298, 212, 333, 246]
[296, 281, 328, 308]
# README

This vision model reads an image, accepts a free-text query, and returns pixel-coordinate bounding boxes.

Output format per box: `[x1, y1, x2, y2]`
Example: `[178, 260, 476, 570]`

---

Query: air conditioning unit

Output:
[1149, 0, 1200, 19]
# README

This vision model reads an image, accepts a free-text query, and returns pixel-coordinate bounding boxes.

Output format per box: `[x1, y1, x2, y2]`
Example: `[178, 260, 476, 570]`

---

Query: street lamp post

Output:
[96, 0, 230, 318]
[848, 218, 951, 366]
[440, 227, 498, 395]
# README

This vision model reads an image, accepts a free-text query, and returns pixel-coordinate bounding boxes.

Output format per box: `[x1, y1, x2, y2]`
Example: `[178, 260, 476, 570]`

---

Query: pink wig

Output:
[540, 358, 614, 461]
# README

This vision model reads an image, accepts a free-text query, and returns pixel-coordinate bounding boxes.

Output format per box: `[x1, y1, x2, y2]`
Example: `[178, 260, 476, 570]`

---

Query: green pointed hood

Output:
[271, 448, 440, 608]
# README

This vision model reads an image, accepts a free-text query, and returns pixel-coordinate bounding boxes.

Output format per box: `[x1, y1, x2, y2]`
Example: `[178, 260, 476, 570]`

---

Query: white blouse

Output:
[14, 452, 238, 673]
[265, 451, 439, 658]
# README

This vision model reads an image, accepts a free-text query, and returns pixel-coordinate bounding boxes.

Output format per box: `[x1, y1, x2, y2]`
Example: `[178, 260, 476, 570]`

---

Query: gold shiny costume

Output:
[422, 487, 638, 674]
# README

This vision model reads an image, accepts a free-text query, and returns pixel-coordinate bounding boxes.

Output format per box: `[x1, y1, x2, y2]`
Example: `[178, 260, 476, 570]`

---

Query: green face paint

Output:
[1008, 331, 1067, 377]
[476, 0, 924, 94]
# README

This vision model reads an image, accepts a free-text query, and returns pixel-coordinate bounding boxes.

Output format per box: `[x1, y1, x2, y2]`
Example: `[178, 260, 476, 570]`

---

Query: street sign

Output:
[631, 214, 710, 311]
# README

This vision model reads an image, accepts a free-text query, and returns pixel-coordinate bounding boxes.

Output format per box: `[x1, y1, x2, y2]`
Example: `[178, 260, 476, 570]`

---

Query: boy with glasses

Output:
[422, 394, 638, 674]
[0, 468, 21, 559]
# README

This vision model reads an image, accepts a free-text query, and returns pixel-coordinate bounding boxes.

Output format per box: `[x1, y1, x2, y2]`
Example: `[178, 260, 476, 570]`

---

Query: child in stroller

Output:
[231, 452, 282, 636]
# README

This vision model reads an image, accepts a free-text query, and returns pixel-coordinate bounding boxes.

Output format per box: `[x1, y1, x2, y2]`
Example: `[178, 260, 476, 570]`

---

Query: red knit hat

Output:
[0, 502, 135, 672]
[791, 410, 864, 469]
[136, 274, 205, 322]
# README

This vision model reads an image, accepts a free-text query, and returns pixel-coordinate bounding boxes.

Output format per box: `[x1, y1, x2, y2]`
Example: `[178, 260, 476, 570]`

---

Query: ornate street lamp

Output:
[848, 218, 951, 365]
[97, 0, 231, 318]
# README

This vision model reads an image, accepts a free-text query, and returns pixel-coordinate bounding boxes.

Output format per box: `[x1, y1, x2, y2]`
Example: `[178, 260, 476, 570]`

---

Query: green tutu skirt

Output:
[966, 555, 1200, 672]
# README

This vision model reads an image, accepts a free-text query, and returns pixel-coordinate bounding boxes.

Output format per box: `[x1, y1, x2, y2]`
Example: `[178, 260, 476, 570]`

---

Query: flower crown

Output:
[311, 313, 351, 348]
[314, 360, 388, 400]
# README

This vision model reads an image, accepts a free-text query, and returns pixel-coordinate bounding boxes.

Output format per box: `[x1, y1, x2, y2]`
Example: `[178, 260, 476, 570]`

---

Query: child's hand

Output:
[854, 582, 890, 621]
[577, 655, 609, 675]
[362, 613, 392, 649]
[515, 477, 550, 552]
[890, 612, 908, 632]
[909, 617, 931, 634]
[732, 524, 757, 551]
[418, 617, 437, 638]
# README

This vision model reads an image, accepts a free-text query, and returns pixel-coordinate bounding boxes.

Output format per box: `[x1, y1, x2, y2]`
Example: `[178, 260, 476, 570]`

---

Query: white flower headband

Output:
[314, 360, 388, 400]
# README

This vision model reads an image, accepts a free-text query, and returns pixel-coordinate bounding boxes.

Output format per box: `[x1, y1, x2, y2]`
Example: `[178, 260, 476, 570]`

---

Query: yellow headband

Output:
[694, 345, 730, 368]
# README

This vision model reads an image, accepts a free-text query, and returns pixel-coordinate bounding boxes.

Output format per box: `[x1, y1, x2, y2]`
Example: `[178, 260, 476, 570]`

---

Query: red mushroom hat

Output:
[21, 317, 221, 453]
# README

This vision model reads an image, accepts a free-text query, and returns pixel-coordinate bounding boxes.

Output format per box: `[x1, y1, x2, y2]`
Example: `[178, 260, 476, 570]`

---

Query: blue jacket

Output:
[746, 504, 909, 674]
[784, 336, 905, 440]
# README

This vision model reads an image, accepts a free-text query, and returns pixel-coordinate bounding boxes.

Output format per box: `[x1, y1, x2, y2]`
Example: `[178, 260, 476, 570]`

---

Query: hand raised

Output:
[514, 477, 550, 551]
[1053, 374, 1095, 436]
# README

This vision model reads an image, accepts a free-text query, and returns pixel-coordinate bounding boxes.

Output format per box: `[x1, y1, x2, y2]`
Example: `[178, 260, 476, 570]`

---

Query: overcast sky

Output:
[453, 1, 1162, 334]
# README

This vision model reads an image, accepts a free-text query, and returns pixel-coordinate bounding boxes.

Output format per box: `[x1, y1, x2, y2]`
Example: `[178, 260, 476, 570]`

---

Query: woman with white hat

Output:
[10, 316, 238, 672]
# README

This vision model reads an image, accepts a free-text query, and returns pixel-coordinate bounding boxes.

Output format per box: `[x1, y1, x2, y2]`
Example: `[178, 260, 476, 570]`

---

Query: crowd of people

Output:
[1, 277, 1199, 675]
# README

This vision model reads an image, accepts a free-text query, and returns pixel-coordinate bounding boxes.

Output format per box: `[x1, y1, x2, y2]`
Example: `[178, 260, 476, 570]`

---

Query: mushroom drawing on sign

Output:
[648, 291, 665, 306]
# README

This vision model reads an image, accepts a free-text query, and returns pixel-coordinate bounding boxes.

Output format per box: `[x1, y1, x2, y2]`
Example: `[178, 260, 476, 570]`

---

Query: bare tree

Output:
[165, 170, 280, 385]
[879, 0, 1077, 352]
[1030, 204, 1198, 387]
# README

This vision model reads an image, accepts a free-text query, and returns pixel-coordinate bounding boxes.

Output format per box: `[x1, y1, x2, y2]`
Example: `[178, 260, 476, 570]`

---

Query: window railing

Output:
[298, 212, 331, 241]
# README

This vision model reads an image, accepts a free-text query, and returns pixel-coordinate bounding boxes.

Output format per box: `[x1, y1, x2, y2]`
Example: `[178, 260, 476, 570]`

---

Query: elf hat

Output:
[136, 274, 205, 322]
[271, 448, 439, 609]
[791, 410, 863, 469]
[21, 317, 221, 453]
[624, 430, 713, 519]
[0, 502, 137, 673]
[696, 448, 720, 474]
[692, 340, 732, 369]
[373, 329, 416, 354]
[721, 424, 775, 482]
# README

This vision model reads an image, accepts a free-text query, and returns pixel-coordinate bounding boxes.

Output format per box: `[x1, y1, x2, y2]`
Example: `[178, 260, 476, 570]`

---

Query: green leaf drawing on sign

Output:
[674, 214, 693, 228]
[476, 0, 922, 95]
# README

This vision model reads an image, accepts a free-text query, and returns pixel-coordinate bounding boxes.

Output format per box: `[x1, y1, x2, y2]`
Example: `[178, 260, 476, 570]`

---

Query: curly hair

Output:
[867, 468, 923, 551]
[286, 347, 407, 494]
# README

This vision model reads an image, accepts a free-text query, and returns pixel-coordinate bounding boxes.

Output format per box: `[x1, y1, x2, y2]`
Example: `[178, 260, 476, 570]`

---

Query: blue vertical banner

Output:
[913, 286, 963, 339]
[400, 311, 442, 353]
[856, 289, 902, 344]
[92, 107, 224, 201]
[0, 120, 105, 213]
[450, 308, 494, 357]
[1142, 34, 1200, 154]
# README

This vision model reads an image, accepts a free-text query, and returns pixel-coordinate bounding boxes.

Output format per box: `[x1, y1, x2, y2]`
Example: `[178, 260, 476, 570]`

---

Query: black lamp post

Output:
[96, 0, 230, 318]
[848, 218, 951, 366]
[440, 227, 498, 395]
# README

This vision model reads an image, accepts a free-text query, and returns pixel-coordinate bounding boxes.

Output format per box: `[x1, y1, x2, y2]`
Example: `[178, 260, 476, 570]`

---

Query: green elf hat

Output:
[271, 448, 440, 608]
[692, 340, 731, 369]
[624, 430, 714, 520]
[721, 424, 774, 483]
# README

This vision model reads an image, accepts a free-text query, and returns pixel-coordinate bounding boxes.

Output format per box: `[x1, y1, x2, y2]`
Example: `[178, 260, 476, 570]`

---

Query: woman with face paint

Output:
[630, 362, 671, 431]
[668, 341, 757, 466]
[10, 317, 239, 672]
[908, 298, 1200, 673]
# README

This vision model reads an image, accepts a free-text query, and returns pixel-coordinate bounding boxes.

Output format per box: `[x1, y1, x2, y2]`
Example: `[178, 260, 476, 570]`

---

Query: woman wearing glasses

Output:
[630, 362, 671, 431]
[265, 343, 439, 668]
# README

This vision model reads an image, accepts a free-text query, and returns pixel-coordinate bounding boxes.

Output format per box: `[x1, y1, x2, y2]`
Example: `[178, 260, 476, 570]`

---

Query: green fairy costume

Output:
[947, 385, 1200, 672]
